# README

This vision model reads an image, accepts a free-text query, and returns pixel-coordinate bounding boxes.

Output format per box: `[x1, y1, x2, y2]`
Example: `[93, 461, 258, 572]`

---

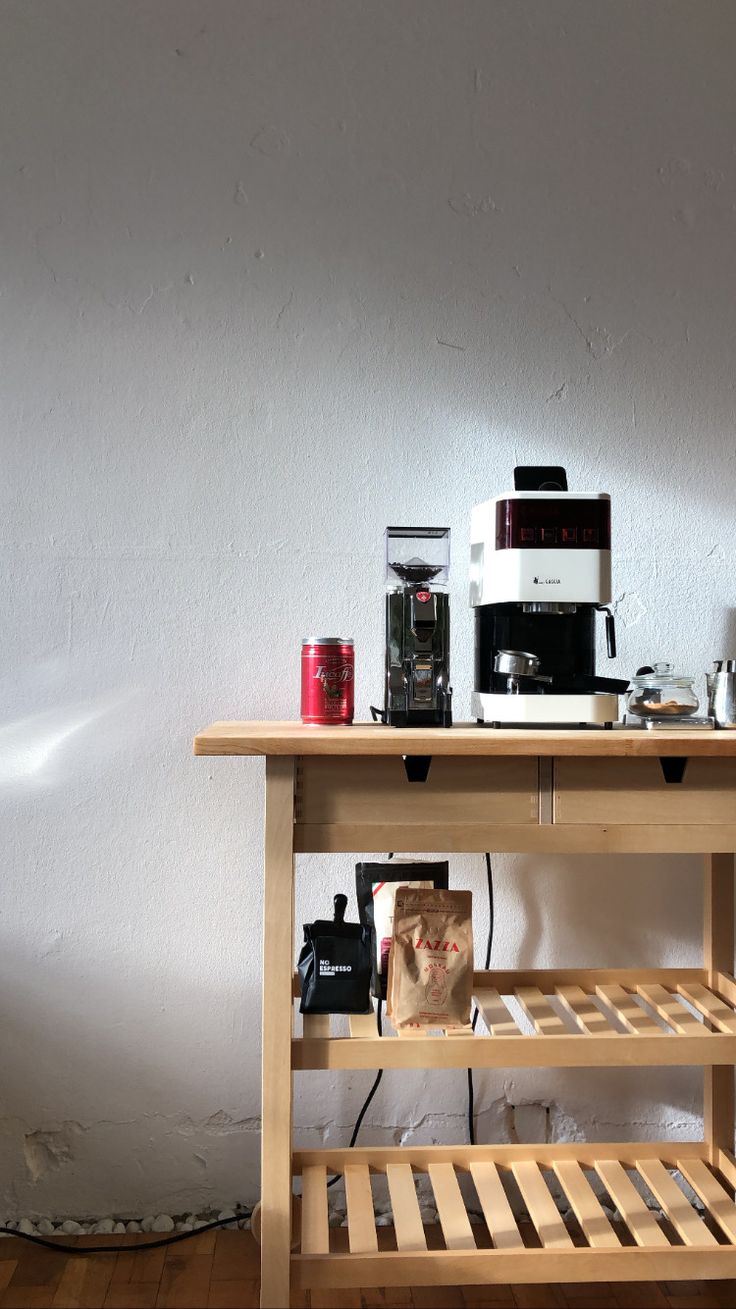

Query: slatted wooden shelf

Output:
[293, 968, 736, 1069]
[292, 1142, 736, 1288]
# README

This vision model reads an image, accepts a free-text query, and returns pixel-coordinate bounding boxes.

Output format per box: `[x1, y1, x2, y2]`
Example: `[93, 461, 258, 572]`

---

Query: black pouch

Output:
[355, 860, 449, 1000]
[298, 894, 372, 1015]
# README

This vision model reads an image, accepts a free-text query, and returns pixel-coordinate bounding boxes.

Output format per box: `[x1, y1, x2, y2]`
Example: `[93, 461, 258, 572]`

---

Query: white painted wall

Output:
[2, 0, 736, 1219]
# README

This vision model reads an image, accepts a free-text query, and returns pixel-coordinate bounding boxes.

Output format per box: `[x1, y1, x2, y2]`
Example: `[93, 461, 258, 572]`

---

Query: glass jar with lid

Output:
[626, 662, 699, 718]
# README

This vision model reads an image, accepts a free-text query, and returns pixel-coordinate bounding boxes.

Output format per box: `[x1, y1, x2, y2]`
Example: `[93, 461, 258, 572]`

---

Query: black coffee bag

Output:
[355, 860, 449, 999]
[298, 894, 372, 1015]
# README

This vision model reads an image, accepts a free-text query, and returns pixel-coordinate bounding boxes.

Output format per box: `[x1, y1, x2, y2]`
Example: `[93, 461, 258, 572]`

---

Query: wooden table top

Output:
[193, 720, 736, 758]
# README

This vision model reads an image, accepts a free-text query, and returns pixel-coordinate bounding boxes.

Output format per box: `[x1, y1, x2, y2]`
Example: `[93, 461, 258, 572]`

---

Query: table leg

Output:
[261, 757, 296, 1308]
[704, 853, 735, 1165]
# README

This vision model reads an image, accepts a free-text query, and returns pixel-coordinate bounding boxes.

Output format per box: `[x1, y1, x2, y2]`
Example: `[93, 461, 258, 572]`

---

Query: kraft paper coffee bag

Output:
[387, 887, 473, 1028]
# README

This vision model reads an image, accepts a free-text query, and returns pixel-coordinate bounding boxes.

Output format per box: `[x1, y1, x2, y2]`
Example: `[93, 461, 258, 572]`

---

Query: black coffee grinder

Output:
[383, 527, 452, 727]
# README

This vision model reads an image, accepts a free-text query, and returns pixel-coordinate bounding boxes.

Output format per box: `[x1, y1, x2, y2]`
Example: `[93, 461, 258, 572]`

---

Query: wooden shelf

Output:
[292, 1142, 736, 1288]
[293, 969, 736, 1070]
[193, 720, 736, 757]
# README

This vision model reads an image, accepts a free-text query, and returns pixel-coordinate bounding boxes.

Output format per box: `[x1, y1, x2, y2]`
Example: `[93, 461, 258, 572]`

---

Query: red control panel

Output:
[495, 498, 611, 551]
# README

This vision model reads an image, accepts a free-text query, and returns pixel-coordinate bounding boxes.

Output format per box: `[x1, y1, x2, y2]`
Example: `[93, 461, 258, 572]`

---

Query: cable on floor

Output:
[0, 1212, 245, 1256]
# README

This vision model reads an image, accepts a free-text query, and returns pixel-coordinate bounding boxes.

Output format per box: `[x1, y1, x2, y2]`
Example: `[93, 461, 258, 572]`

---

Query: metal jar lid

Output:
[301, 637, 354, 646]
[629, 661, 694, 689]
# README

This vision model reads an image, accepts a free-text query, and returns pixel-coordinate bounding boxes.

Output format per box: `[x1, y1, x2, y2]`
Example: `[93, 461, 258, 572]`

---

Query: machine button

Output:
[583, 527, 599, 544]
[540, 527, 557, 544]
[561, 527, 578, 544]
[520, 527, 536, 543]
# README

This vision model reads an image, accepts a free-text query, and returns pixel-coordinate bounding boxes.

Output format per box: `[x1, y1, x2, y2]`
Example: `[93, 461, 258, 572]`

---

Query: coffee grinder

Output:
[469, 467, 628, 726]
[384, 527, 452, 727]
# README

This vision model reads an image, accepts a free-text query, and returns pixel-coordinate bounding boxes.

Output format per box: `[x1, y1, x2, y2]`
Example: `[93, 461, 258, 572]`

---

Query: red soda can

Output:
[301, 638, 354, 725]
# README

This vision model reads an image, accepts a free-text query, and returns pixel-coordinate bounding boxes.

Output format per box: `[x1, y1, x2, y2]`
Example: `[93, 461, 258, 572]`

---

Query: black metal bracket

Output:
[659, 756, 688, 784]
[402, 755, 432, 783]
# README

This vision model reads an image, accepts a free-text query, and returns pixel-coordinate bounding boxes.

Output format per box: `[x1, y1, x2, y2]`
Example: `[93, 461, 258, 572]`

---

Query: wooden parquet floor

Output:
[0, 1231, 735, 1308]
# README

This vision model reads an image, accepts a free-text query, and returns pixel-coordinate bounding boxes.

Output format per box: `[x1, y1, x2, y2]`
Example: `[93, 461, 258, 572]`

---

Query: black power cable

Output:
[0, 1213, 243, 1256]
[326, 1000, 384, 1189]
[467, 852, 494, 1146]
[325, 851, 394, 1189]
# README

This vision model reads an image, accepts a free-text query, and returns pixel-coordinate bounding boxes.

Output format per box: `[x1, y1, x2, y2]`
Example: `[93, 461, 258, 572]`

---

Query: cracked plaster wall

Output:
[1, 0, 736, 1218]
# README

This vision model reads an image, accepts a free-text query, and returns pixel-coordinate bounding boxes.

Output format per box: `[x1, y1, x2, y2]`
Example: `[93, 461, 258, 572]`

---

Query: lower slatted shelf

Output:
[291, 1143, 736, 1287]
[293, 969, 736, 1069]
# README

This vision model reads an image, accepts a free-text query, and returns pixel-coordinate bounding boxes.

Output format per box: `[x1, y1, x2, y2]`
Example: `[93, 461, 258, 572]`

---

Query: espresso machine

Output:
[384, 527, 452, 727]
[469, 467, 628, 726]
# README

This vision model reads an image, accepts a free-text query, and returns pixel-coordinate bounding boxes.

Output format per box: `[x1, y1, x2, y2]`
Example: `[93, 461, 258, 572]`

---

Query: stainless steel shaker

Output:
[707, 660, 736, 728]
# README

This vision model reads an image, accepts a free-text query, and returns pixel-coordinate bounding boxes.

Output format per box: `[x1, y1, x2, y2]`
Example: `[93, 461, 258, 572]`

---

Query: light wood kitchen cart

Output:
[194, 721, 736, 1308]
